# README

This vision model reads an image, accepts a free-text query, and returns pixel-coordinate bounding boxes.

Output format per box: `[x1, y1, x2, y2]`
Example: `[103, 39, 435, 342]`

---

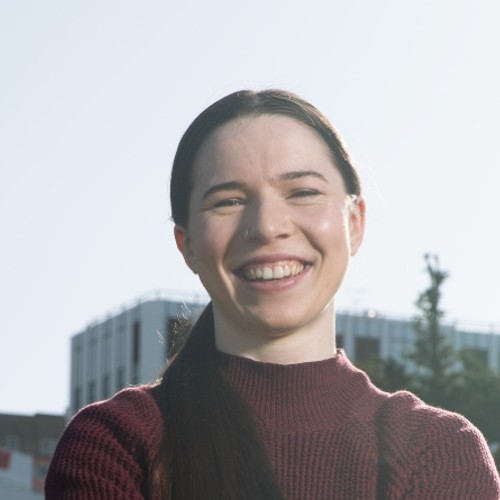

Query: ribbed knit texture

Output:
[45, 386, 164, 499]
[218, 350, 500, 499]
[46, 350, 500, 499]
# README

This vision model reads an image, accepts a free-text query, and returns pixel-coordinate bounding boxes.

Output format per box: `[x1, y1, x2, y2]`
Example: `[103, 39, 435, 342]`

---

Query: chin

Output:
[244, 309, 322, 337]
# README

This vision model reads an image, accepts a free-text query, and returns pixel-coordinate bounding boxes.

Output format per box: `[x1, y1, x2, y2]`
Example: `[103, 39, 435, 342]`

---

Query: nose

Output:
[242, 196, 293, 242]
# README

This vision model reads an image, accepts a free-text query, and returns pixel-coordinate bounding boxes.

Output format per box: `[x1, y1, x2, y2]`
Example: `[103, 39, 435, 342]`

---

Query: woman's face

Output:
[175, 114, 365, 348]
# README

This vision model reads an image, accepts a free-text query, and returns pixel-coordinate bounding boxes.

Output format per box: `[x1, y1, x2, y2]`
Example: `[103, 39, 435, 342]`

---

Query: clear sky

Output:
[1, 1, 500, 415]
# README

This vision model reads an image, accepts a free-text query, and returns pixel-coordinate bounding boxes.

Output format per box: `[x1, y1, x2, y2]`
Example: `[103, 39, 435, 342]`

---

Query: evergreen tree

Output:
[452, 349, 500, 445]
[406, 254, 457, 406]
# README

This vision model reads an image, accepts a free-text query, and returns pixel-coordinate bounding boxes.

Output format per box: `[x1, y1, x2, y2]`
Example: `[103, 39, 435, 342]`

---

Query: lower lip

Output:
[236, 266, 310, 294]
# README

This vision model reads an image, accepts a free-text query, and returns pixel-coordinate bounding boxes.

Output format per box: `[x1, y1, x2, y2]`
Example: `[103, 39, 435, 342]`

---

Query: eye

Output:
[289, 189, 321, 199]
[212, 198, 244, 208]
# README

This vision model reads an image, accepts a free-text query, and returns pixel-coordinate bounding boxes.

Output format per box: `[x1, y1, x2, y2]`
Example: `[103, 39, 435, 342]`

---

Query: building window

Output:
[102, 330, 112, 372]
[102, 373, 111, 399]
[4, 435, 20, 450]
[131, 321, 141, 384]
[88, 380, 96, 404]
[132, 321, 140, 365]
[116, 321, 126, 365]
[355, 336, 380, 363]
[89, 330, 98, 374]
[117, 367, 125, 391]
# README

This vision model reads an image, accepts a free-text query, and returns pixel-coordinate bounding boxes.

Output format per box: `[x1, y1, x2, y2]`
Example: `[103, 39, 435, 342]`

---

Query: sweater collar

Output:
[216, 349, 382, 431]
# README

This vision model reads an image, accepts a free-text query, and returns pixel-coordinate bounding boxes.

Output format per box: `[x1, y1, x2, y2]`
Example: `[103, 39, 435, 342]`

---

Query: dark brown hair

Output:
[151, 89, 361, 499]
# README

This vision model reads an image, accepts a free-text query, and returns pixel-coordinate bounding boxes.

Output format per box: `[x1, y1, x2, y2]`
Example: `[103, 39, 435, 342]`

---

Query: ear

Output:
[348, 196, 366, 256]
[174, 225, 198, 274]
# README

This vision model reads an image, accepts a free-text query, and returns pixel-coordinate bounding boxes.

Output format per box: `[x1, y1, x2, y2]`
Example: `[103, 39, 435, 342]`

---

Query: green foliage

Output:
[450, 349, 500, 444]
[358, 356, 410, 393]
[406, 254, 458, 407]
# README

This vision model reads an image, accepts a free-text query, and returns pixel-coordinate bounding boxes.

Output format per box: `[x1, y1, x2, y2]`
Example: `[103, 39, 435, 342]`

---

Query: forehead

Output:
[191, 114, 335, 182]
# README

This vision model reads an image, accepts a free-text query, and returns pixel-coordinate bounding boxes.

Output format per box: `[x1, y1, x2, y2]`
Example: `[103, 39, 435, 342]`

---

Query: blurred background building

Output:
[70, 290, 500, 414]
[69, 290, 207, 416]
[336, 311, 500, 372]
[0, 413, 65, 499]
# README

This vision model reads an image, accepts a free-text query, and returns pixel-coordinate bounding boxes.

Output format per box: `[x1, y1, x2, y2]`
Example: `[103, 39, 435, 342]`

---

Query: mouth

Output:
[237, 260, 307, 282]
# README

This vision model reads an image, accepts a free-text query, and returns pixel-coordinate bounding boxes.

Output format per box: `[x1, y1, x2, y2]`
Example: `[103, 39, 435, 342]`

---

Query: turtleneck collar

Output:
[216, 349, 385, 432]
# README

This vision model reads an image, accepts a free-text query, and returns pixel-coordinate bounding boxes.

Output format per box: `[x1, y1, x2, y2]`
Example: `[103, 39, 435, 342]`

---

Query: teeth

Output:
[242, 262, 305, 281]
[274, 265, 284, 279]
[262, 267, 273, 280]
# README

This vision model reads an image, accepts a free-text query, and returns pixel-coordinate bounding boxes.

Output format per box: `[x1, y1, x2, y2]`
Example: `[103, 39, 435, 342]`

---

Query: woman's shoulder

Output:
[67, 384, 163, 447]
[378, 389, 485, 439]
[45, 384, 164, 499]
[376, 390, 500, 498]
[82, 383, 161, 420]
[376, 389, 492, 457]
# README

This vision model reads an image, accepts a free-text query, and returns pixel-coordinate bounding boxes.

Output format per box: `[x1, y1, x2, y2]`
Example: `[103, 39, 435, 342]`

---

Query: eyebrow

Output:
[201, 181, 245, 201]
[201, 170, 328, 201]
[278, 170, 328, 183]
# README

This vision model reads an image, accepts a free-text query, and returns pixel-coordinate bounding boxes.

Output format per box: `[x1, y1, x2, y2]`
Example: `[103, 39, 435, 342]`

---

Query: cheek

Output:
[189, 217, 236, 264]
[308, 210, 350, 247]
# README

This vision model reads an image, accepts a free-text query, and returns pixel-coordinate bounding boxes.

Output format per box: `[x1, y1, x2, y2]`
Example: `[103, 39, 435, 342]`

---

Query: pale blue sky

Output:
[1, 0, 499, 414]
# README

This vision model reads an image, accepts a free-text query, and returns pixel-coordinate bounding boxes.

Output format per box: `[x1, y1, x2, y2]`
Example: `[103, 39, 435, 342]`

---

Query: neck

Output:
[212, 302, 337, 364]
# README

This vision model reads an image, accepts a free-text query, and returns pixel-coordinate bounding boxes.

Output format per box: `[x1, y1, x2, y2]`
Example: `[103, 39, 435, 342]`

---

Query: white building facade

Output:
[69, 291, 500, 415]
[69, 290, 206, 416]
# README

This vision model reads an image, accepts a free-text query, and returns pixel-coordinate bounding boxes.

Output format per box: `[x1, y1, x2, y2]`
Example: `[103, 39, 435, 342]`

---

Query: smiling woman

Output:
[175, 114, 364, 360]
[45, 90, 500, 500]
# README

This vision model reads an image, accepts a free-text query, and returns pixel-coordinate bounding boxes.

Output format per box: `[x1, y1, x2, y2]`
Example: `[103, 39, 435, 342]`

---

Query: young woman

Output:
[46, 90, 500, 499]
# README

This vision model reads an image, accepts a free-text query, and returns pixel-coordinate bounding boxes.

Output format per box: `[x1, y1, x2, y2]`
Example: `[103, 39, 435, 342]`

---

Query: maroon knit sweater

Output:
[46, 350, 500, 499]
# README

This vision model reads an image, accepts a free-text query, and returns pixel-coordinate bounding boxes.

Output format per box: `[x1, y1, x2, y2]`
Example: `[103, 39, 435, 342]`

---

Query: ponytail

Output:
[149, 303, 285, 500]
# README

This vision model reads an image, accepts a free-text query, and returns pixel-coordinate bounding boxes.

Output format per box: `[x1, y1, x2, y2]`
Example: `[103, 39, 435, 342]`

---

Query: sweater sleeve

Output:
[378, 392, 500, 499]
[45, 386, 164, 500]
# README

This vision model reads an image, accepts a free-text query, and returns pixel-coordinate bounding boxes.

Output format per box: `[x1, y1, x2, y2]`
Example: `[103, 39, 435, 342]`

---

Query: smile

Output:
[240, 261, 305, 281]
